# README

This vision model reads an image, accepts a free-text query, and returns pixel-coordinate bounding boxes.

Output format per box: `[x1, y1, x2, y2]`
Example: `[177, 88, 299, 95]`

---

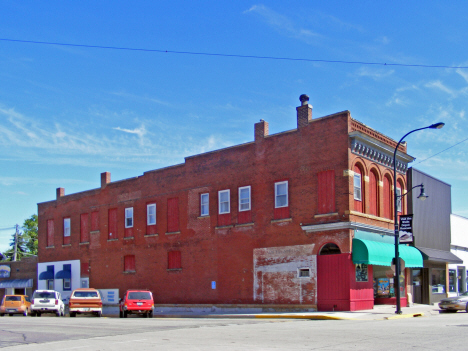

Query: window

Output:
[64, 218, 71, 237]
[431, 268, 446, 294]
[239, 186, 251, 211]
[147, 204, 156, 225]
[63, 278, 71, 291]
[218, 190, 230, 214]
[396, 187, 402, 213]
[354, 173, 362, 201]
[168, 251, 182, 269]
[275, 181, 288, 208]
[200, 193, 209, 216]
[355, 264, 368, 282]
[298, 268, 310, 278]
[47, 280, 54, 290]
[125, 208, 133, 228]
[124, 255, 136, 272]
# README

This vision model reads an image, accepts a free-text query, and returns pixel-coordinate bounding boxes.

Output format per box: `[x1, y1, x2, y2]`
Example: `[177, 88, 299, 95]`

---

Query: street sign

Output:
[399, 214, 414, 243]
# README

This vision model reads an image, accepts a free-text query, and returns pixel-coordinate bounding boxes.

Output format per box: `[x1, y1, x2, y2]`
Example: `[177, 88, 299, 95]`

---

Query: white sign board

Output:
[99, 289, 119, 305]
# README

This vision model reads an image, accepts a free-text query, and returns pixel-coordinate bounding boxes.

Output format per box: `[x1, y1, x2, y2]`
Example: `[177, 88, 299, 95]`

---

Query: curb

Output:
[384, 313, 425, 320]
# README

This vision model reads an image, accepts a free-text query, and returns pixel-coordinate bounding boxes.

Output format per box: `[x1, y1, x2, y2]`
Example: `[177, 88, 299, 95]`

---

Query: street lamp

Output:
[393, 122, 444, 314]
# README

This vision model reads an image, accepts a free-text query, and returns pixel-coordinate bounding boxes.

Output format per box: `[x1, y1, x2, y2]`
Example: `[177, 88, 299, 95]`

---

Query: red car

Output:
[119, 290, 154, 318]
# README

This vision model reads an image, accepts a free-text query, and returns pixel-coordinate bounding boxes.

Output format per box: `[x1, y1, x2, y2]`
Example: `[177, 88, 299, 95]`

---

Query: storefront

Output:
[352, 231, 424, 307]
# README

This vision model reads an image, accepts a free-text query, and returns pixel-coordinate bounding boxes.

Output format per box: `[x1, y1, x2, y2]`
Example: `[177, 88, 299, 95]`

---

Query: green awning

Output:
[352, 238, 423, 268]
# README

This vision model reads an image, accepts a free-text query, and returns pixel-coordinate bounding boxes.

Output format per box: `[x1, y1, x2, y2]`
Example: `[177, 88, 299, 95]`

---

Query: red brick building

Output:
[37, 94, 423, 311]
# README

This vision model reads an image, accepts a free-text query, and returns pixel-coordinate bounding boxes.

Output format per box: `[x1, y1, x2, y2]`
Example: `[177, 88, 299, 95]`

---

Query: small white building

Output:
[449, 214, 468, 295]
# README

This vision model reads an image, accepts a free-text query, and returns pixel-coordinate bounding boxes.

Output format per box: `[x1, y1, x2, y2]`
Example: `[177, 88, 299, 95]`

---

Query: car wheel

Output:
[123, 311, 128, 318]
[0, 313, 4, 317]
[70, 312, 76, 317]
[148, 311, 153, 318]
[465, 303, 468, 313]
[143, 313, 148, 318]
[9, 314, 13, 317]
[37, 312, 41, 317]
[119, 310, 123, 318]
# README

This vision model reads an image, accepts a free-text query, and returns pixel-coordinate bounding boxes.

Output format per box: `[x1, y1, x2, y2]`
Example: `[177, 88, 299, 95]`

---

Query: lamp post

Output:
[393, 122, 444, 314]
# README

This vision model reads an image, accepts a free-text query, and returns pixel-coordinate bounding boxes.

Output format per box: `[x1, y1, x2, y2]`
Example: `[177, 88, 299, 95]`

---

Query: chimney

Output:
[101, 172, 111, 189]
[56, 187, 65, 200]
[296, 94, 312, 129]
[254, 119, 269, 141]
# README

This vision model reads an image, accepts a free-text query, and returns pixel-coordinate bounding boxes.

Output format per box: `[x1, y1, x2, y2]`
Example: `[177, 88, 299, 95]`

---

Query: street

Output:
[0, 312, 467, 350]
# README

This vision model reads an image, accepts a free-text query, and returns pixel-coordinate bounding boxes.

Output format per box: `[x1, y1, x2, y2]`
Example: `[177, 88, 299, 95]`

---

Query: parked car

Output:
[0, 295, 31, 316]
[69, 288, 102, 317]
[439, 291, 468, 312]
[31, 290, 65, 317]
[119, 290, 154, 318]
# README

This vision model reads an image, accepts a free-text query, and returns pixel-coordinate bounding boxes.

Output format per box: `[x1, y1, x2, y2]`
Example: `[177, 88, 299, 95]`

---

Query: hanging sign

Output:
[399, 214, 414, 243]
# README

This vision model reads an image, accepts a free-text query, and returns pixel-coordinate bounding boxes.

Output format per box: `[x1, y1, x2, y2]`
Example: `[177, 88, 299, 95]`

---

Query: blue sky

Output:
[1, 1, 467, 252]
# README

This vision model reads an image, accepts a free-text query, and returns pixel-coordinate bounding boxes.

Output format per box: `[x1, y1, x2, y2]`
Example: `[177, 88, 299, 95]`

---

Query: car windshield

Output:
[128, 292, 152, 300]
[6, 296, 21, 301]
[33, 292, 55, 299]
[73, 291, 98, 298]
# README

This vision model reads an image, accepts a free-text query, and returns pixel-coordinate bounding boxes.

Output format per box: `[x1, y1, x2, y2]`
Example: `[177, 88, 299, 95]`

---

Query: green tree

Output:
[22, 214, 38, 255]
[2, 230, 28, 261]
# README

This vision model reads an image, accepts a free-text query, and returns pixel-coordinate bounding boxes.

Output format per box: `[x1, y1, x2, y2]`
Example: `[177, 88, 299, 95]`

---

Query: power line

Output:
[413, 137, 468, 166]
[1, 38, 468, 69]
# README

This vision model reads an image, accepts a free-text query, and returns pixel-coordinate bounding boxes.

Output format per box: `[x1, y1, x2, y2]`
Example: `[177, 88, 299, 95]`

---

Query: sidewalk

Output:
[151, 304, 442, 321]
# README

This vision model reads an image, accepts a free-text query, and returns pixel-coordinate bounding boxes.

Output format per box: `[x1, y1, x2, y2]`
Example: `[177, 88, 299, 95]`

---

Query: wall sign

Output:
[0, 264, 10, 278]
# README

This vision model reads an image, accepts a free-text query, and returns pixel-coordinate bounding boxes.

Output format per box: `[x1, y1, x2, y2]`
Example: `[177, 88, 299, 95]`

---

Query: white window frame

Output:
[238, 186, 251, 212]
[200, 193, 209, 216]
[218, 190, 230, 214]
[125, 207, 134, 228]
[63, 278, 71, 291]
[297, 268, 311, 278]
[147, 203, 156, 225]
[396, 187, 402, 213]
[275, 181, 288, 208]
[354, 174, 362, 201]
[63, 218, 70, 237]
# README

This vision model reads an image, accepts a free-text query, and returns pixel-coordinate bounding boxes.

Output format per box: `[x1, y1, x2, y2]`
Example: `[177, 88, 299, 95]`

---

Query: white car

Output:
[31, 290, 65, 317]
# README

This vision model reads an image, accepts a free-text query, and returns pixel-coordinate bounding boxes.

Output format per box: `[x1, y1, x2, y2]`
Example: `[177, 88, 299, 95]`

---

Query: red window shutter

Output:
[91, 211, 99, 231]
[168, 251, 181, 269]
[354, 166, 363, 213]
[81, 262, 89, 278]
[80, 213, 89, 243]
[238, 210, 252, 224]
[317, 170, 335, 214]
[108, 208, 118, 239]
[218, 213, 231, 226]
[47, 219, 54, 247]
[167, 198, 179, 233]
[383, 176, 392, 219]
[273, 206, 290, 220]
[124, 255, 136, 271]
[369, 171, 378, 216]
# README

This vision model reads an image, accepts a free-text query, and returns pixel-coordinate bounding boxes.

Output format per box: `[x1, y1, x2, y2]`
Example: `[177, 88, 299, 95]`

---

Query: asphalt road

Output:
[1, 312, 467, 350]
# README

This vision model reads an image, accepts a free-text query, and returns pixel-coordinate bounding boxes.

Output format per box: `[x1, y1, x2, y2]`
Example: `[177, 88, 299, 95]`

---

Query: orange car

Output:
[0, 295, 31, 316]
[69, 288, 103, 317]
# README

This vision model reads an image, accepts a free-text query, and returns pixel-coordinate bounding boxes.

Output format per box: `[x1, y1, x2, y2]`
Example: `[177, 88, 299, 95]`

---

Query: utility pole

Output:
[13, 224, 18, 261]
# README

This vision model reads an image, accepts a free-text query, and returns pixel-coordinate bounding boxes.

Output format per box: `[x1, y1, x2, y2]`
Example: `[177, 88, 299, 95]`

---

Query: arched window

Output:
[353, 165, 364, 213]
[369, 170, 379, 217]
[319, 243, 341, 255]
[383, 175, 393, 219]
[396, 180, 405, 214]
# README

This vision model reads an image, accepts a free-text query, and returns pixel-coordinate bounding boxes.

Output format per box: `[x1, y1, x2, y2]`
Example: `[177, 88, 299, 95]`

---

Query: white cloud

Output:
[425, 80, 456, 96]
[113, 125, 147, 138]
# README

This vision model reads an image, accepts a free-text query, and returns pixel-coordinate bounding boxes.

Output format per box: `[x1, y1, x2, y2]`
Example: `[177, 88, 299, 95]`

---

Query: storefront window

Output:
[355, 264, 368, 282]
[431, 268, 446, 294]
[449, 269, 456, 292]
[373, 266, 405, 298]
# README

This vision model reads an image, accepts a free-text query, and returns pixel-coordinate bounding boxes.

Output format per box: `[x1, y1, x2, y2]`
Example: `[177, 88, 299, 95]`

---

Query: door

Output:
[317, 253, 351, 311]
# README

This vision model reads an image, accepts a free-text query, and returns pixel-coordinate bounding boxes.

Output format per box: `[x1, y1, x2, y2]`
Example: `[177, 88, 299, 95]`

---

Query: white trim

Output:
[274, 181, 288, 208]
[125, 207, 134, 228]
[147, 203, 156, 225]
[200, 193, 209, 216]
[238, 186, 251, 212]
[218, 190, 230, 214]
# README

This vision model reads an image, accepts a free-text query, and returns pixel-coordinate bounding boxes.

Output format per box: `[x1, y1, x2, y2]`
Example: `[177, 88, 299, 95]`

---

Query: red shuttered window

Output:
[168, 251, 181, 269]
[124, 255, 136, 272]
[353, 166, 363, 213]
[317, 170, 335, 214]
[108, 208, 118, 239]
[369, 170, 379, 217]
[80, 213, 89, 243]
[274, 180, 290, 219]
[47, 219, 54, 247]
[167, 198, 179, 233]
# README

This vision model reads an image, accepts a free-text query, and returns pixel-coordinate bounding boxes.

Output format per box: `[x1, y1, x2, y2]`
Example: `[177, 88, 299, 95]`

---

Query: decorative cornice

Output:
[301, 221, 394, 235]
[349, 131, 415, 174]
